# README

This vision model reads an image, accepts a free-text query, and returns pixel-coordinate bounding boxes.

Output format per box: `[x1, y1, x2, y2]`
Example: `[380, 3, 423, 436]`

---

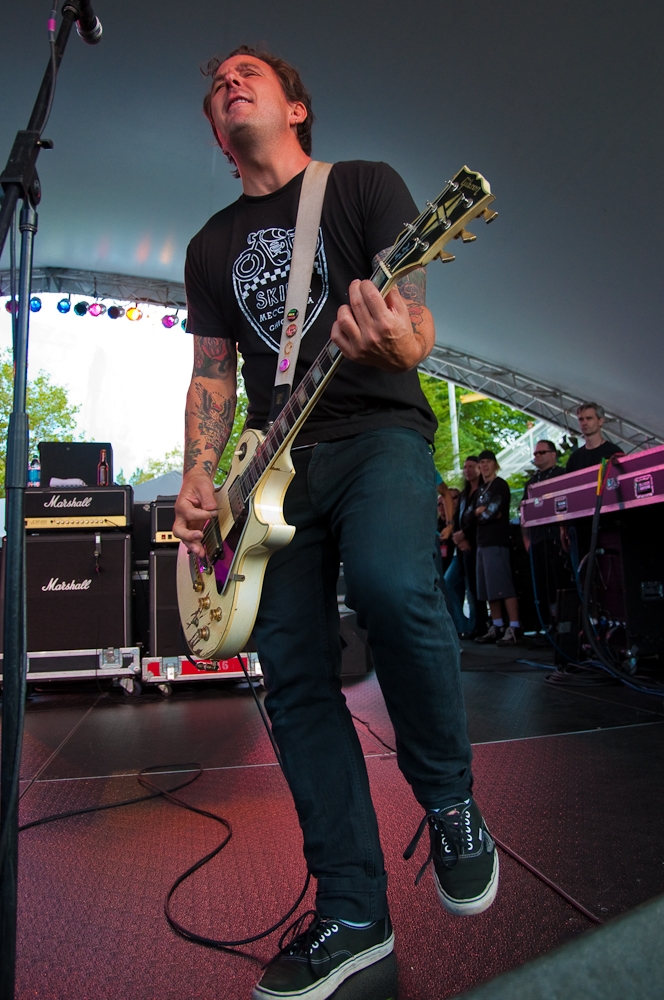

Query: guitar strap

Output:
[268, 160, 333, 423]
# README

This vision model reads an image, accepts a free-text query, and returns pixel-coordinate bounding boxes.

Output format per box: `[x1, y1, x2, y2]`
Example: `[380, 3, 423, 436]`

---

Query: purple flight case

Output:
[520, 444, 664, 526]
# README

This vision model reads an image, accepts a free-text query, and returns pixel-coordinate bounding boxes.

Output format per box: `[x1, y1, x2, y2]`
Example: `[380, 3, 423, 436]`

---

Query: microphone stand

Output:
[0, 5, 92, 997]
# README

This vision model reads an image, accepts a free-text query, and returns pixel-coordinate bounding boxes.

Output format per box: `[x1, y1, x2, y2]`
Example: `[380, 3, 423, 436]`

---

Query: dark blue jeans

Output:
[253, 428, 473, 923]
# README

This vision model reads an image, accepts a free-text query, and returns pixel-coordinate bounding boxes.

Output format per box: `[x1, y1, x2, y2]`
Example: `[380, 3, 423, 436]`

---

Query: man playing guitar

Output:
[173, 46, 498, 1000]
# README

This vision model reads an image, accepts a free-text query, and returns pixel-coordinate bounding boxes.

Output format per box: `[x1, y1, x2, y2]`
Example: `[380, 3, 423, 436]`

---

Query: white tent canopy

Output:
[1, 1, 662, 446]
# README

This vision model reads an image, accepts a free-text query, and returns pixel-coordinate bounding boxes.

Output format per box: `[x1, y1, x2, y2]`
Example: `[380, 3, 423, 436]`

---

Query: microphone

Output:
[67, 0, 103, 44]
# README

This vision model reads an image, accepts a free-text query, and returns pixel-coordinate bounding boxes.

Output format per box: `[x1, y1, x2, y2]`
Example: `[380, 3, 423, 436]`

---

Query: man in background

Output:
[565, 403, 623, 473]
[522, 441, 570, 626]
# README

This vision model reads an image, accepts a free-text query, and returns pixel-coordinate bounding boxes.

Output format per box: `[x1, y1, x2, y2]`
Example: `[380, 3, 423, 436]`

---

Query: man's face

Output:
[462, 460, 479, 482]
[479, 458, 496, 479]
[533, 442, 557, 471]
[209, 55, 302, 150]
[577, 408, 603, 439]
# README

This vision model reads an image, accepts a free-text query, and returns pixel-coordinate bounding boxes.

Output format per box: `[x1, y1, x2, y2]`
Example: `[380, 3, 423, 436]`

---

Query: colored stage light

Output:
[107, 305, 125, 319]
[73, 301, 88, 316]
[88, 302, 106, 317]
[57, 298, 71, 314]
[126, 306, 143, 321]
[4, 298, 18, 315]
[181, 318, 187, 330]
[29, 297, 42, 312]
[161, 314, 178, 329]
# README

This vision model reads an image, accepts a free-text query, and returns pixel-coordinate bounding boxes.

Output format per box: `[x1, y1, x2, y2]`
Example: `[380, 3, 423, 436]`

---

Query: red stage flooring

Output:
[8, 643, 664, 999]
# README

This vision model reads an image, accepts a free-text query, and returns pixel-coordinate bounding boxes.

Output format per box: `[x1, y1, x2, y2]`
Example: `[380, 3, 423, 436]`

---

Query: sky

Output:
[0, 296, 192, 477]
[1, 0, 663, 440]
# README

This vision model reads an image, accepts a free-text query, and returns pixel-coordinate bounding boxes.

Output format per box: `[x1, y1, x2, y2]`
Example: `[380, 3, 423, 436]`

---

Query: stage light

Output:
[161, 313, 178, 329]
[107, 305, 125, 319]
[57, 298, 71, 314]
[29, 296, 42, 312]
[88, 302, 106, 317]
[74, 301, 88, 316]
[4, 298, 18, 315]
[181, 318, 187, 330]
[126, 305, 143, 321]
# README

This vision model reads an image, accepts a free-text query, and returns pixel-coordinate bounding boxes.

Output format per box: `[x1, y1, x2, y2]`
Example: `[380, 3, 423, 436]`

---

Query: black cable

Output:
[19, 672, 310, 958]
[578, 459, 664, 696]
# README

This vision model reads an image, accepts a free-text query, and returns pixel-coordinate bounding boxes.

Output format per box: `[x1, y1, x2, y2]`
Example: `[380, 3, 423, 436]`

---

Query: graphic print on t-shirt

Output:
[232, 227, 329, 352]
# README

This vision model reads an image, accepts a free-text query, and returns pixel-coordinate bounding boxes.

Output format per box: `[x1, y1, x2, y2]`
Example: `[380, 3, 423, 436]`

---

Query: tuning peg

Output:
[453, 229, 477, 243]
[482, 208, 498, 223]
[438, 251, 456, 263]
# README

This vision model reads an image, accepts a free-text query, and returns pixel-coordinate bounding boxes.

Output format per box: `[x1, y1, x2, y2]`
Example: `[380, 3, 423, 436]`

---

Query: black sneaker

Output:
[404, 798, 499, 916]
[252, 911, 394, 999]
[474, 624, 504, 644]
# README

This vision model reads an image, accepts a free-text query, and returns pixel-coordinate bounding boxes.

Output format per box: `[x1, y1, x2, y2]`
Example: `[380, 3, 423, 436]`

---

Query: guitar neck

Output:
[234, 167, 490, 504]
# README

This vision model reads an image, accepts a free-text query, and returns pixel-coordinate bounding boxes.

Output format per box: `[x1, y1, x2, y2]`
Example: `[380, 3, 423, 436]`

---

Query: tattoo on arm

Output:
[183, 382, 237, 475]
[192, 337, 236, 380]
[372, 249, 427, 335]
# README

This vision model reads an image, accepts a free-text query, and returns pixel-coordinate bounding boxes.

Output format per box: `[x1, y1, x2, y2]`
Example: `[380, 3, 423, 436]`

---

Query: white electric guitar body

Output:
[177, 166, 497, 661]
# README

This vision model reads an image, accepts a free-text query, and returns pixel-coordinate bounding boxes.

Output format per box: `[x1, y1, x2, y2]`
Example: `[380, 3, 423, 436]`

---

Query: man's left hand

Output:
[331, 279, 434, 372]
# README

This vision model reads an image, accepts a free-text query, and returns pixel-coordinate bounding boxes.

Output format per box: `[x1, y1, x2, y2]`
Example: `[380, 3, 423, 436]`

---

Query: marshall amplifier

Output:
[0, 532, 132, 652]
[151, 496, 178, 545]
[24, 486, 133, 530]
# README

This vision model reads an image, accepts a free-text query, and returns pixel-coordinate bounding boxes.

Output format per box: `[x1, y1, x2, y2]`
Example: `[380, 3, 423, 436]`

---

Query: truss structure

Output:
[1, 268, 659, 453]
[419, 344, 661, 454]
[0, 267, 186, 308]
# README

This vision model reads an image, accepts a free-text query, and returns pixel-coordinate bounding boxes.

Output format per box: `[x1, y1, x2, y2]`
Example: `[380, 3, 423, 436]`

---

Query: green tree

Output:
[0, 350, 80, 496]
[419, 374, 531, 484]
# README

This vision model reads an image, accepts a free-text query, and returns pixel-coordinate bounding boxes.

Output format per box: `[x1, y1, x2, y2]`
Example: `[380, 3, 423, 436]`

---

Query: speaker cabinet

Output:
[149, 547, 180, 657]
[1, 532, 131, 652]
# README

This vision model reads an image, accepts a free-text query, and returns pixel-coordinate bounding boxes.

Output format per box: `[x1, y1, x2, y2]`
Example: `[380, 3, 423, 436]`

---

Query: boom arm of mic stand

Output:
[0, 6, 78, 258]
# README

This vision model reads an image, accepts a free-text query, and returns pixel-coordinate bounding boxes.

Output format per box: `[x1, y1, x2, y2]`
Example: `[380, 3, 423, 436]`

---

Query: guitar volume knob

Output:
[198, 596, 211, 610]
[210, 608, 222, 621]
[199, 627, 210, 641]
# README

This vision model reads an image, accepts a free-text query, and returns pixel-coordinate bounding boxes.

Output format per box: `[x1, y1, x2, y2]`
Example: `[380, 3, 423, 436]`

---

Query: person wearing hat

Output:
[474, 450, 522, 645]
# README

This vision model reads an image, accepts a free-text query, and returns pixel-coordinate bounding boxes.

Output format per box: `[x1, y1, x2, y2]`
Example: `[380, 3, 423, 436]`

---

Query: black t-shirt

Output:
[457, 484, 481, 547]
[476, 476, 511, 547]
[565, 440, 622, 473]
[185, 161, 437, 446]
[523, 465, 566, 544]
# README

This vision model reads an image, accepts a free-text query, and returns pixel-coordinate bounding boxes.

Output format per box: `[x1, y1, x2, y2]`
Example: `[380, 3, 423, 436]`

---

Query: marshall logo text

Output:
[43, 495, 93, 509]
[42, 577, 92, 592]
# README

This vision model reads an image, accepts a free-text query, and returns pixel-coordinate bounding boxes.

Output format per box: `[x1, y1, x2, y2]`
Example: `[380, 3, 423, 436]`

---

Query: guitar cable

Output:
[18, 655, 311, 964]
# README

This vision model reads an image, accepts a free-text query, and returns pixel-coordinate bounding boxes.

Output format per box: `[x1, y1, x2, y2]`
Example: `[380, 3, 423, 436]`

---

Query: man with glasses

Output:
[522, 441, 570, 626]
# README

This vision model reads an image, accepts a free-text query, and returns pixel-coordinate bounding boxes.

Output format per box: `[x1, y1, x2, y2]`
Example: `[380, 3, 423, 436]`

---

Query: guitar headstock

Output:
[377, 167, 497, 290]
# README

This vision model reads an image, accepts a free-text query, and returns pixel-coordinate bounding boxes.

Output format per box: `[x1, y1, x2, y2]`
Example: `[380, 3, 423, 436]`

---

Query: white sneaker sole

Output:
[434, 848, 499, 916]
[252, 932, 395, 1000]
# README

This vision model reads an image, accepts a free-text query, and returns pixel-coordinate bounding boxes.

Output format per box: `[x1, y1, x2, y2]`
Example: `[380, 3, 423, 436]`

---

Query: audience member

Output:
[521, 441, 571, 625]
[565, 402, 623, 473]
[445, 456, 489, 638]
[474, 450, 522, 646]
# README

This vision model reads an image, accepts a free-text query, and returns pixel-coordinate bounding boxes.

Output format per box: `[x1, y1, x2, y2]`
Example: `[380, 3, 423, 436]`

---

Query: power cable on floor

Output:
[19, 668, 310, 962]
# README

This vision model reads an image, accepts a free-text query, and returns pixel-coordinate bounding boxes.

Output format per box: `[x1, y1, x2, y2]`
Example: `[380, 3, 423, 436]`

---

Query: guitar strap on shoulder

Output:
[267, 160, 333, 423]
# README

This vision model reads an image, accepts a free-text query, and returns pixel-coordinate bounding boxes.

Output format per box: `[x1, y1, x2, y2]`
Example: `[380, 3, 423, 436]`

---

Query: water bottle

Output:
[27, 455, 41, 488]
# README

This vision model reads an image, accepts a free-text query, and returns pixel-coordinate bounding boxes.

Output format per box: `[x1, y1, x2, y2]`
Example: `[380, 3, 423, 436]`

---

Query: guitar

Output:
[177, 166, 497, 660]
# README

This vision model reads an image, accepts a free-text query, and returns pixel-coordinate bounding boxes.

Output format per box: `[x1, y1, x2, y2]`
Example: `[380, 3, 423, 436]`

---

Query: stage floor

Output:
[8, 641, 664, 999]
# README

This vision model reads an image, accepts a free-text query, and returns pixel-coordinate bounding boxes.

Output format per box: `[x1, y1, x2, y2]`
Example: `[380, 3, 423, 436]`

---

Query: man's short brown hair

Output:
[576, 401, 605, 420]
[202, 45, 314, 176]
